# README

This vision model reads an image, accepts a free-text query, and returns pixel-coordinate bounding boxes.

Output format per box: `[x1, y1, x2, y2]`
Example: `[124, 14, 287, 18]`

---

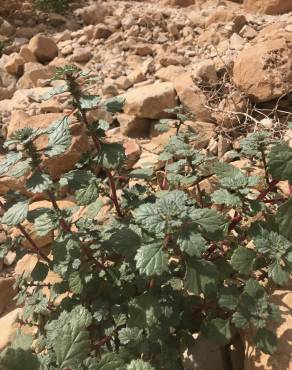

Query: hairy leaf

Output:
[2, 201, 29, 226]
[45, 117, 71, 157]
[135, 243, 168, 276]
[230, 247, 256, 274]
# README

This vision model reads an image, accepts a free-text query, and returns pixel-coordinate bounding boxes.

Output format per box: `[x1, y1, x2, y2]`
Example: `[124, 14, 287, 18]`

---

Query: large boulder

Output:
[233, 37, 292, 102]
[75, 4, 108, 25]
[28, 34, 58, 63]
[7, 111, 90, 179]
[244, 289, 292, 370]
[0, 278, 16, 316]
[244, 0, 292, 14]
[122, 82, 177, 119]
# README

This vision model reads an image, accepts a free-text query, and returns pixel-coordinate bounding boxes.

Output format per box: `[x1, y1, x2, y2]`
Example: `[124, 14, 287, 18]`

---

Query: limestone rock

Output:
[0, 308, 21, 351]
[76, 4, 108, 25]
[233, 37, 292, 102]
[244, 0, 292, 14]
[4, 53, 25, 76]
[122, 82, 177, 119]
[0, 278, 16, 316]
[17, 64, 56, 89]
[117, 114, 151, 137]
[28, 34, 58, 63]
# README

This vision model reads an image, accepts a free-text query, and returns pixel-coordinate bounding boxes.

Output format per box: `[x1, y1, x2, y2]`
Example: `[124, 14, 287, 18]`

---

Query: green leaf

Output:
[268, 144, 292, 182]
[190, 208, 224, 233]
[202, 318, 232, 346]
[177, 230, 207, 257]
[232, 311, 249, 329]
[59, 170, 94, 189]
[118, 327, 143, 345]
[76, 181, 99, 205]
[7, 159, 31, 178]
[211, 189, 241, 207]
[41, 84, 68, 100]
[69, 271, 84, 294]
[45, 117, 71, 157]
[51, 306, 92, 370]
[230, 247, 256, 274]
[154, 120, 171, 133]
[80, 95, 101, 110]
[85, 199, 104, 219]
[96, 143, 126, 169]
[2, 201, 29, 226]
[135, 243, 168, 276]
[218, 286, 240, 310]
[0, 152, 22, 176]
[268, 261, 290, 286]
[135, 203, 165, 234]
[185, 259, 219, 295]
[31, 262, 49, 281]
[127, 359, 155, 370]
[276, 198, 292, 240]
[97, 353, 125, 370]
[0, 348, 40, 370]
[104, 96, 125, 113]
[254, 328, 277, 355]
[26, 172, 52, 194]
[35, 212, 57, 236]
[130, 168, 154, 180]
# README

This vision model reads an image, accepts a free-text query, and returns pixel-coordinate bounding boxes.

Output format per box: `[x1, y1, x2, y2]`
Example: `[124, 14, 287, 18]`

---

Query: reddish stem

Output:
[257, 179, 279, 201]
[47, 191, 72, 232]
[228, 213, 243, 232]
[0, 200, 51, 264]
[106, 169, 123, 217]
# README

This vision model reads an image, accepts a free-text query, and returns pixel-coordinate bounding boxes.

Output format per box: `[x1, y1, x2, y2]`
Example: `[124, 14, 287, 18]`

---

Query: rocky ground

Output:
[0, 0, 292, 369]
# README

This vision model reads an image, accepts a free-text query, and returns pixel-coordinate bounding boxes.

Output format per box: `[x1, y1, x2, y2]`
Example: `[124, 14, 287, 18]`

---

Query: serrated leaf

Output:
[97, 353, 125, 370]
[130, 168, 154, 180]
[185, 259, 219, 295]
[202, 318, 232, 346]
[276, 198, 292, 240]
[127, 359, 155, 370]
[26, 172, 52, 194]
[76, 181, 99, 205]
[45, 117, 71, 157]
[80, 95, 101, 110]
[85, 199, 104, 219]
[268, 261, 289, 286]
[135, 243, 168, 276]
[211, 189, 241, 207]
[69, 271, 84, 294]
[118, 327, 143, 345]
[0, 152, 22, 176]
[190, 208, 224, 233]
[41, 84, 68, 100]
[35, 212, 57, 236]
[2, 201, 29, 226]
[7, 159, 31, 178]
[135, 203, 165, 234]
[218, 286, 240, 310]
[177, 230, 207, 257]
[230, 247, 256, 274]
[96, 143, 126, 169]
[104, 96, 125, 113]
[232, 310, 249, 329]
[268, 144, 292, 182]
[31, 262, 49, 281]
[254, 328, 277, 355]
[59, 170, 94, 189]
[0, 348, 40, 370]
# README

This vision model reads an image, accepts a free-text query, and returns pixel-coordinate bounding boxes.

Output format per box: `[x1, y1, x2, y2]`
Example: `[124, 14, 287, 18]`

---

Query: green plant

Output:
[32, 0, 70, 13]
[0, 64, 291, 369]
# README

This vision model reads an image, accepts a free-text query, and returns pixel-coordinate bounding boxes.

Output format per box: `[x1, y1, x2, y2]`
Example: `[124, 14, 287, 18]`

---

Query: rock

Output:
[117, 114, 151, 137]
[0, 278, 16, 316]
[233, 37, 292, 102]
[17, 64, 56, 89]
[28, 34, 58, 63]
[7, 112, 90, 179]
[244, 289, 292, 370]
[76, 4, 108, 25]
[19, 45, 37, 63]
[122, 82, 177, 119]
[173, 72, 212, 121]
[70, 47, 92, 63]
[131, 43, 153, 57]
[3, 251, 16, 266]
[156, 65, 185, 82]
[0, 308, 21, 351]
[4, 53, 25, 75]
[244, 0, 292, 14]
[230, 33, 245, 50]
[0, 17, 14, 37]
[163, 0, 195, 6]
[94, 24, 112, 39]
[192, 60, 218, 84]
[158, 53, 189, 67]
[123, 140, 141, 168]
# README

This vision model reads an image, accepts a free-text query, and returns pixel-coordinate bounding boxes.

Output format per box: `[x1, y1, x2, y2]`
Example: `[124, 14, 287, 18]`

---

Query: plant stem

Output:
[260, 148, 270, 186]
[0, 200, 51, 264]
[257, 179, 279, 201]
[46, 190, 72, 232]
[105, 169, 123, 217]
[221, 345, 234, 370]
